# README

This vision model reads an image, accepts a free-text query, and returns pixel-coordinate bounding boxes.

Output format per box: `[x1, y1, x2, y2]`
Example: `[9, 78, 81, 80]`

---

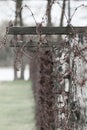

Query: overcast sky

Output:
[0, 0, 87, 26]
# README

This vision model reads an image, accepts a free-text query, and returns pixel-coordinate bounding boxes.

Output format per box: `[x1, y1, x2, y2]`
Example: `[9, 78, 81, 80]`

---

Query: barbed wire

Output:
[3, 0, 87, 90]
[1, 1, 87, 130]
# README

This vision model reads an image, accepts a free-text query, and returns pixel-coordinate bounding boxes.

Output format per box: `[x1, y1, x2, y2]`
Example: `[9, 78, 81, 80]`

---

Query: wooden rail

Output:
[9, 41, 63, 47]
[7, 26, 87, 35]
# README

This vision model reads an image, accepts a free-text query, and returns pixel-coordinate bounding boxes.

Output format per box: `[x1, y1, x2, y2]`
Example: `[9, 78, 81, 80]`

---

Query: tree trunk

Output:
[60, 0, 66, 27]
[20, 58, 25, 80]
[14, 0, 24, 80]
[58, 0, 66, 42]
[14, 64, 17, 80]
[46, 0, 52, 27]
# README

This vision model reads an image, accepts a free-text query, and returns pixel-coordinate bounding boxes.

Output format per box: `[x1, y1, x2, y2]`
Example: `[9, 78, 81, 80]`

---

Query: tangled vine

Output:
[1, 1, 87, 130]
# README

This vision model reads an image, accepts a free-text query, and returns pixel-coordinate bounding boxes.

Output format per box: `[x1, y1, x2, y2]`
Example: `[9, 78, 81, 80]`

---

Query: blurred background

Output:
[0, 0, 87, 130]
[0, 0, 87, 81]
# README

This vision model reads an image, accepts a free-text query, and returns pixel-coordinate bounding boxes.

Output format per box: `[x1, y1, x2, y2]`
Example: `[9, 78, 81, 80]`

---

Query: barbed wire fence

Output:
[1, 0, 87, 130]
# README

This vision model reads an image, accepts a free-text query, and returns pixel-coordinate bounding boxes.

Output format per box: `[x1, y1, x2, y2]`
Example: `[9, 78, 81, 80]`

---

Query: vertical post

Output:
[68, 0, 72, 101]
[39, 50, 55, 130]
[36, 1, 55, 130]
[67, 0, 75, 129]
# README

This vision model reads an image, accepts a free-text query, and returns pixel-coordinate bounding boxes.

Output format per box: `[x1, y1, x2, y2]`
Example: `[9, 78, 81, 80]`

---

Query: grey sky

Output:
[0, 1, 87, 26]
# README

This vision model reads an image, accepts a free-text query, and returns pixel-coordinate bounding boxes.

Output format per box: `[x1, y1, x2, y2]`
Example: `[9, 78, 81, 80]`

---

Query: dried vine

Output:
[2, 1, 87, 130]
[36, 49, 55, 130]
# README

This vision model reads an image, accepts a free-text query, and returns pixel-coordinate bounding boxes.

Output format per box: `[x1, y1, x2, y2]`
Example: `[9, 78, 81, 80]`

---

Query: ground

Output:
[0, 80, 35, 130]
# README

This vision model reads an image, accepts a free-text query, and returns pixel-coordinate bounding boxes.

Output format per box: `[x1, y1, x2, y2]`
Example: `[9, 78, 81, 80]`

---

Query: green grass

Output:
[0, 80, 36, 130]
